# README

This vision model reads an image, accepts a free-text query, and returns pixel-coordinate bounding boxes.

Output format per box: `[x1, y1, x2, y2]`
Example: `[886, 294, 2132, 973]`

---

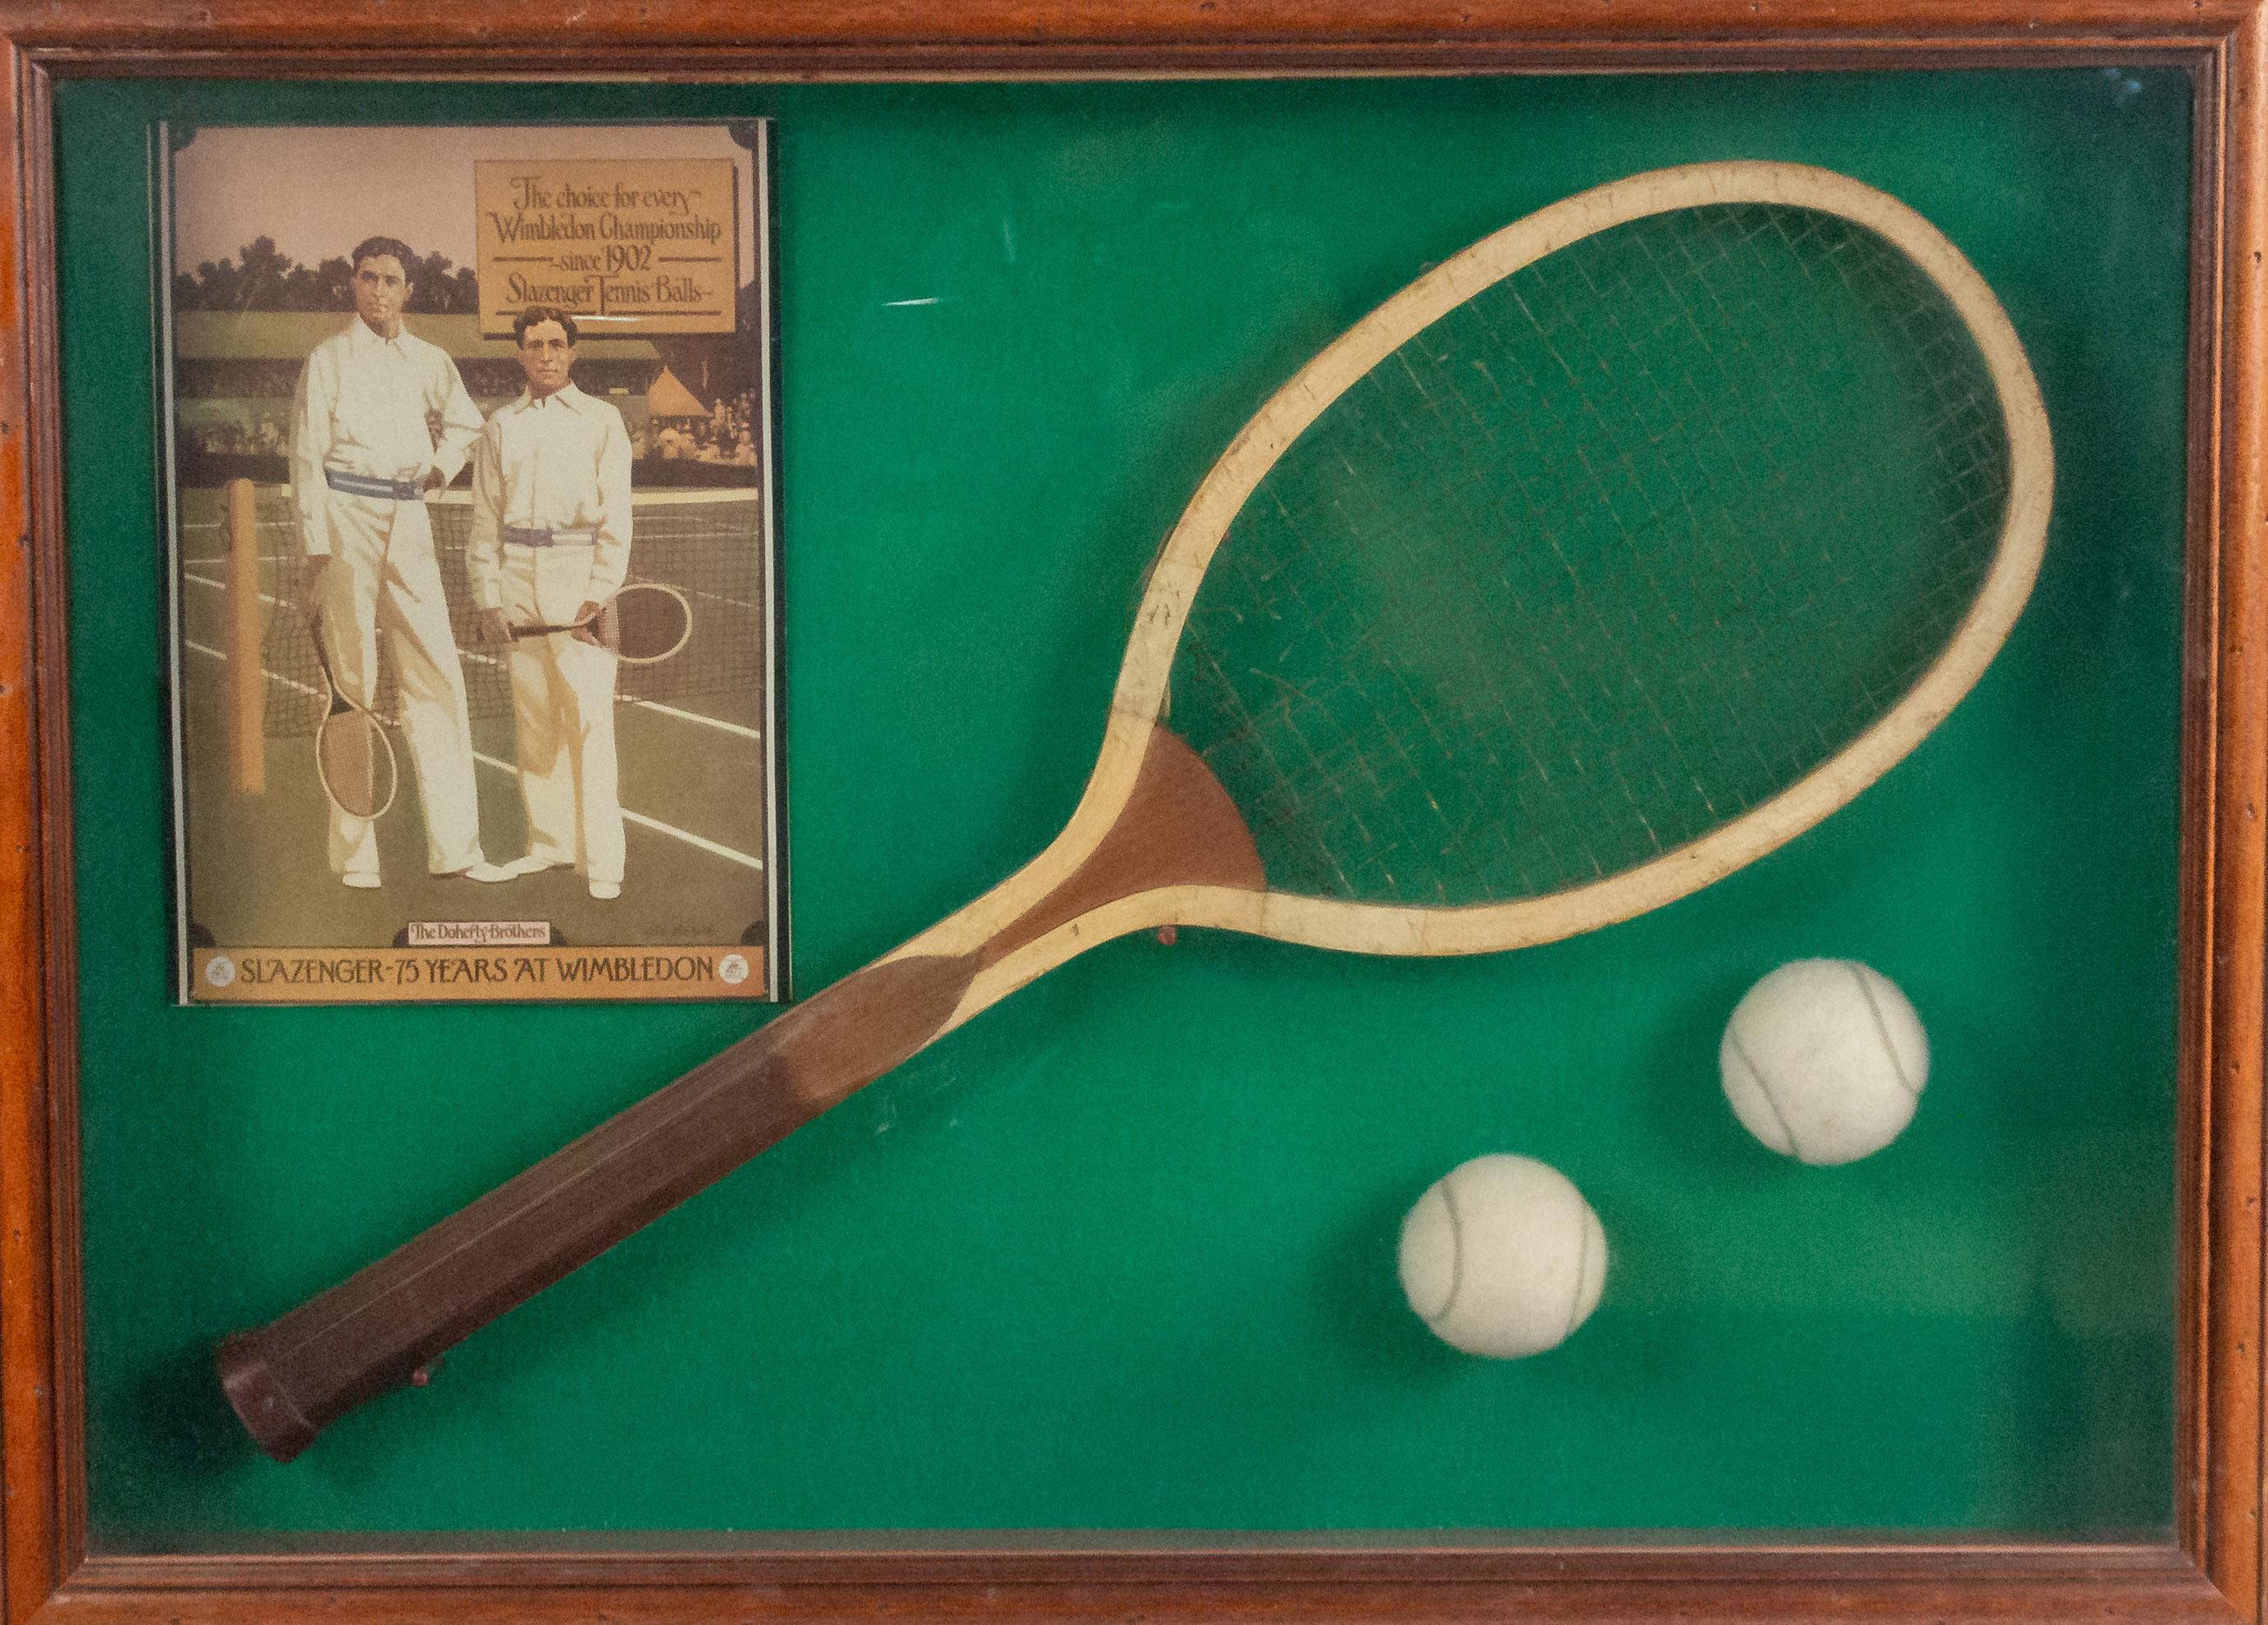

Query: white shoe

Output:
[499, 853, 560, 878]
[589, 881, 622, 900]
[439, 861, 513, 883]
[342, 872, 382, 890]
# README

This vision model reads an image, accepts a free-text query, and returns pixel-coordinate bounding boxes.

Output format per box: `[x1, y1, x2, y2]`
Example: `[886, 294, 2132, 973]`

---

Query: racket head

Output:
[316, 708, 398, 822]
[910, 162, 2052, 980]
[605, 582, 693, 665]
[309, 621, 399, 822]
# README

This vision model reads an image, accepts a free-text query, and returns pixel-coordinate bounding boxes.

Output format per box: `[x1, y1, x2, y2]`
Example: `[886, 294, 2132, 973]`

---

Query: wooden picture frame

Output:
[0, 5, 2257, 1622]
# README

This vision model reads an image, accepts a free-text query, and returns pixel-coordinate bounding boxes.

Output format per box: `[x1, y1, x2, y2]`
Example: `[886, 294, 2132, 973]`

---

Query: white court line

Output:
[623, 697, 761, 741]
[181, 574, 762, 744]
[459, 644, 761, 742]
[187, 639, 322, 702]
[182, 640, 763, 872]
[466, 748, 764, 872]
[184, 570, 286, 608]
[682, 587, 757, 611]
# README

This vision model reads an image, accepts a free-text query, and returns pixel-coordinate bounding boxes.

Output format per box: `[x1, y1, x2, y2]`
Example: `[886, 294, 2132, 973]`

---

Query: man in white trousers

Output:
[468, 306, 632, 901]
[291, 234, 508, 889]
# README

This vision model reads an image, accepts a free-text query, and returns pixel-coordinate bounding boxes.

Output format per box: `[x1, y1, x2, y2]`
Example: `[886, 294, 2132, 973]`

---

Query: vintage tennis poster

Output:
[157, 122, 784, 1004]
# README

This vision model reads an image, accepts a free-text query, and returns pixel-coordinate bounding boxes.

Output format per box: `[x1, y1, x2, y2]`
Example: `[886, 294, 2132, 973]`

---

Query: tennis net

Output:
[202, 485, 765, 737]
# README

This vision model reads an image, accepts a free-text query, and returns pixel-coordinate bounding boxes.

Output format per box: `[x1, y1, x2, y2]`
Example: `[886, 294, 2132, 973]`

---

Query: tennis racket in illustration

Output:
[309, 617, 398, 822]
[508, 579, 693, 665]
[218, 162, 2053, 1459]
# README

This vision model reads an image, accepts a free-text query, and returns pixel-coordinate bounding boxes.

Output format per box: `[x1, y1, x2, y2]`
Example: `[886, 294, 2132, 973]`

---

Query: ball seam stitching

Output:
[1727, 1025, 1801, 1159]
[1848, 963, 1920, 1097]
[1562, 1204, 1593, 1347]
[1431, 1180, 1467, 1328]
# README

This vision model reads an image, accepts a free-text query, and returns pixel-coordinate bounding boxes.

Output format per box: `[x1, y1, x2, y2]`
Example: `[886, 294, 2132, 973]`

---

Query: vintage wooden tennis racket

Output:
[509, 580, 692, 665]
[218, 162, 2052, 1460]
[308, 617, 398, 822]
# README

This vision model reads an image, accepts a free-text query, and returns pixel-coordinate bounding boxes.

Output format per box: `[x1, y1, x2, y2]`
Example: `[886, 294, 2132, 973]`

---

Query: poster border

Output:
[154, 114, 789, 1007]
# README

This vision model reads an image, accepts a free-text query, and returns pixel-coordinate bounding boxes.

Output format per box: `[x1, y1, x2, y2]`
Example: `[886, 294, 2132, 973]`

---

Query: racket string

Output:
[1171, 203, 2011, 908]
[318, 712, 394, 821]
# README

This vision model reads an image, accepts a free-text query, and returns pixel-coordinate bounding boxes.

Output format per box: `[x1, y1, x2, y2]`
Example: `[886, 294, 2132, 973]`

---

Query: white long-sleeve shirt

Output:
[289, 315, 483, 560]
[466, 383, 635, 612]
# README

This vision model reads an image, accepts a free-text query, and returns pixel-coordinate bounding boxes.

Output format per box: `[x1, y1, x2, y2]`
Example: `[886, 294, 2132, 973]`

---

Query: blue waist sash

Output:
[323, 467, 423, 501]
[503, 524, 599, 548]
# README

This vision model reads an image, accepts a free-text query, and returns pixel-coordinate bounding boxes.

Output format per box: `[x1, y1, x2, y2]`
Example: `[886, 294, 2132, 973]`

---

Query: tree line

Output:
[173, 236, 480, 313]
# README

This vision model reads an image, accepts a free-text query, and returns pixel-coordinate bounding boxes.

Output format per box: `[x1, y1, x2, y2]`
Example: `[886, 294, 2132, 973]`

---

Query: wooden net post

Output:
[225, 476, 266, 794]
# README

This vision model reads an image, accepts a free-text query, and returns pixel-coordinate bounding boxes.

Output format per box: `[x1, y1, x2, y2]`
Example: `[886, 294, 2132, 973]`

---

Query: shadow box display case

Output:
[0, 4, 2262, 1623]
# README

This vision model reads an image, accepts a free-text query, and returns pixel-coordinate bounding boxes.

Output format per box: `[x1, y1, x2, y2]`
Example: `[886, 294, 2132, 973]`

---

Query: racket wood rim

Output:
[613, 580, 694, 666]
[309, 618, 401, 822]
[506, 580, 693, 664]
[890, 160, 2052, 976]
[940, 708, 2001, 1032]
[314, 713, 400, 822]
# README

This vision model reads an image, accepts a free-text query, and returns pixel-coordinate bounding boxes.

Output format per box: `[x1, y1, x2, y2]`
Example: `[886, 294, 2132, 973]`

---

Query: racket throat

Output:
[974, 725, 1263, 972]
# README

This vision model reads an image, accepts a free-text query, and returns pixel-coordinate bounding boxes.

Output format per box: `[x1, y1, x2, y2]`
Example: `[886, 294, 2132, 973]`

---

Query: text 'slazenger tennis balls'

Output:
[1719, 959, 1930, 1165]
[1397, 1154, 1608, 1359]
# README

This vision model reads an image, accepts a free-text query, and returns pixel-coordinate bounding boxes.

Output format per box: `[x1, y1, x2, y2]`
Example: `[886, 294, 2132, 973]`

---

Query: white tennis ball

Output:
[1397, 1154, 1607, 1359]
[1719, 958, 1929, 1165]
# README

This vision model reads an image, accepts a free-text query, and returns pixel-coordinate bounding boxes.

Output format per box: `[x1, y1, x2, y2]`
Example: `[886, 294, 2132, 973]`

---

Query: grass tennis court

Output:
[172, 482, 773, 955]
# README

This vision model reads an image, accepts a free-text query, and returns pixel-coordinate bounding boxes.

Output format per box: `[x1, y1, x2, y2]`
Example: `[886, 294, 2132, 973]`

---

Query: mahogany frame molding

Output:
[0, 3, 2258, 1622]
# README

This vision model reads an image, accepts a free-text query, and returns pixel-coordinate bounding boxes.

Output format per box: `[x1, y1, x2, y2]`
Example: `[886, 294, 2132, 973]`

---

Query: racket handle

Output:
[216, 951, 977, 1462]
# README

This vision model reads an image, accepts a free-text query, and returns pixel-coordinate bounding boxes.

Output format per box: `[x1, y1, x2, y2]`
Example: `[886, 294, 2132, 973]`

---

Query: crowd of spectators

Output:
[185, 413, 289, 456]
[187, 387, 763, 467]
[631, 389, 760, 467]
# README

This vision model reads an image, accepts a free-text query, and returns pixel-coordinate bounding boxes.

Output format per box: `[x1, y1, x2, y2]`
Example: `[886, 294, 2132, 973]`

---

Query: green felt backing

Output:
[53, 68, 2185, 1542]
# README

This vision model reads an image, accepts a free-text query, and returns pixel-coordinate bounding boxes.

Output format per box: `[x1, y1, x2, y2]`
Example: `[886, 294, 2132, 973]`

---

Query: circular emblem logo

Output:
[204, 954, 238, 990]
[718, 953, 749, 986]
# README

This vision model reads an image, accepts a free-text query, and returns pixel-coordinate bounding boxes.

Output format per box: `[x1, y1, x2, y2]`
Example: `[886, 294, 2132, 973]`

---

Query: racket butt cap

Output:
[216, 1332, 318, 1463]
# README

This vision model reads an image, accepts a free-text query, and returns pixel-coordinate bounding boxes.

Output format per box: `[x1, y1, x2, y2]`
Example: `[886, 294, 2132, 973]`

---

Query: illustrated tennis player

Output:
[291, 235, 509, 890]
[467, 305, 633, 901]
